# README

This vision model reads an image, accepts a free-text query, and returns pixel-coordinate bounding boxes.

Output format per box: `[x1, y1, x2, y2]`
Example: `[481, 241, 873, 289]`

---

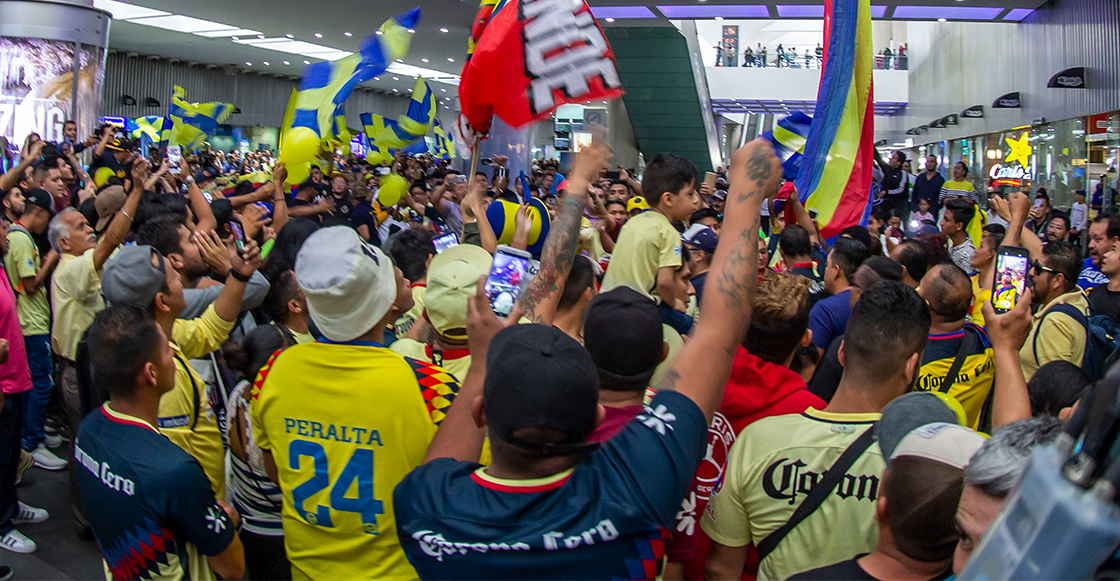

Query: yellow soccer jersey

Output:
[917, 324, 994, 429]
[701, 409, 884, 581]
[251, 340, 458, 580]
[601, 210, 682, 300]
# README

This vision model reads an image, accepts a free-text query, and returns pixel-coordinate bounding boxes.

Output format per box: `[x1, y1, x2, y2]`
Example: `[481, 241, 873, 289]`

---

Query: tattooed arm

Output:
[517, 140, 611, 325]
[655, 139, 782, 422]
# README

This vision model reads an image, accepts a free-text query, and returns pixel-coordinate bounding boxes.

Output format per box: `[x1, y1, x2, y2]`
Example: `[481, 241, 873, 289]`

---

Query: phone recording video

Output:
[433, 232, 459, 254]
[485, 246, 531, 318]
[993, 246, 1030, 313]
[229, 218, 247, 252]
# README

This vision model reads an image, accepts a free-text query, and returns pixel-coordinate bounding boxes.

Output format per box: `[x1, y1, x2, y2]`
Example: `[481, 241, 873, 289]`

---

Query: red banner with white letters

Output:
[458, 0, 624, 135]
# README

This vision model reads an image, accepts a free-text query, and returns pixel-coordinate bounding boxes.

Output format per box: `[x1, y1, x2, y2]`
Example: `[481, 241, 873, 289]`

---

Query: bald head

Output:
[919, 263, 972, 324]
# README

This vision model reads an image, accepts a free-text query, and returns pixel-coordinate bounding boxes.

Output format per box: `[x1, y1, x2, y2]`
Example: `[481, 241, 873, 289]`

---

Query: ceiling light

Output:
[92, 0, 169, 20]
[422, 58, 429, 62]
[387, 62, 461, 85]
[196, 29, 261, 38]
[303, 60, 310, 64]
[230, 36, 239, 40]
[441, 88, 446, 92]
[125, 14, 238, 33]
[374, 76, 380, 80]
[408, 29, 416, 33]
[657, 5, 768, 18]
[375, 30, 383, 35]
[314, 33, 322, 38]
[392, 76, 399, 80]
[440, 27, 449, 33]
[245, 61, 252, 66]
[283, 61, 290, 65]
[938, 17, 947, 21]
[447, 57, 455, 62]
[263, 61, 269, 65]
[286, 33, 294, 38]
[393, 89, 399, 92]
[605, 17, 615, 22]
[257, 34, 265, 39]
[714, 16, 724, 20]
[235, 38, 352, 61]
[344, 32, 352, 37]
[591, 5, 656, 18]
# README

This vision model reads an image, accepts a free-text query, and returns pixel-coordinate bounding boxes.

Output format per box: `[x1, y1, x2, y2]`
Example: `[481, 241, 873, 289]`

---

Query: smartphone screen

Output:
[604, 170, 620, 180]
[433, 232, 459, 254]
[229, 219, 247, 251]
[993, 246, 1030, 313]
[485, 249, 531, 317]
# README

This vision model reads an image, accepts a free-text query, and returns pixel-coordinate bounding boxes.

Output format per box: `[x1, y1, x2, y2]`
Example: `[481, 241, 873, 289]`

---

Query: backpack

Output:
[1032, 303, 1120, 380]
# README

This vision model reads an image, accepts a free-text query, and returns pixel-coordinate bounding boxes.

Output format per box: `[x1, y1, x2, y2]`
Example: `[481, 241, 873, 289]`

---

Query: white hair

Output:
[964, 416, 1063, 497]
[47, 207, 78, 253]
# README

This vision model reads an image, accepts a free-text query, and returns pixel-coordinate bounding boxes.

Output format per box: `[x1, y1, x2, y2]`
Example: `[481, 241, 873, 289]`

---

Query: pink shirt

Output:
[0, 273, 31, 394]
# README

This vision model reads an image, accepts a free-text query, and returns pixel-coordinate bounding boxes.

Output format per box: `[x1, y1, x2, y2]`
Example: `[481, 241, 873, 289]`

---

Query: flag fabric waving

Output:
[457, 0, 624, 141]
[167, 86, 235, 150]
[290, 7, 419, 141]
[466, 0, 512, 63]
[433, 118, 454, 160]
[361, 77, 438, 153]
[127, 116, 167, 141]
[793, 0, 874, 240]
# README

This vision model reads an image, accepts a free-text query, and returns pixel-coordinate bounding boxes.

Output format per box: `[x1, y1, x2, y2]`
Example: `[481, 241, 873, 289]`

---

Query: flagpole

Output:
[467, 136, 482, 183]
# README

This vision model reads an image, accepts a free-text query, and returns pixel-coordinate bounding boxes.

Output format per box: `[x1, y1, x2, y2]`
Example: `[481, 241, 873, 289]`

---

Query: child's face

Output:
[918, 199, 930, 213]
[889, 216, 901, 229]
[663, 181, 700, 221]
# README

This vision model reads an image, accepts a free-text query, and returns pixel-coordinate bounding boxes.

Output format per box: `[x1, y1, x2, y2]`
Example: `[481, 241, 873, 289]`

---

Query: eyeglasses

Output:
[1032, 260, 1058, 276]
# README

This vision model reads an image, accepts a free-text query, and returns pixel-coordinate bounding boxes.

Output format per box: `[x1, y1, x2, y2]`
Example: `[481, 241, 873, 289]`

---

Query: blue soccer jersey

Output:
[75, 404, 235, 581]
[394, 391, 707, 580]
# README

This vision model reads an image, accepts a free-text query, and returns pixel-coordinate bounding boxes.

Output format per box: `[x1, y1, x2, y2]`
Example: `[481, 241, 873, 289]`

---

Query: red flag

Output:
[458, 0, 624, 135]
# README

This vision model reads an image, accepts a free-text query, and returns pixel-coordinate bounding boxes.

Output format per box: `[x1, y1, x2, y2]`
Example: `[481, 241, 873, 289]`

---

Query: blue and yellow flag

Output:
[361, 77, 438, 151]
[291, 7, 420, 140]
[126, 116, 167, 141]
[432, 118, 454, 160]
[167, 86, 235, 150]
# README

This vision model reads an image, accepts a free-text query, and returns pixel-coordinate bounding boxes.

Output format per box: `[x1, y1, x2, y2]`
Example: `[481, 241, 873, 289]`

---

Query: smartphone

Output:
[604, 170, 620, 180]
[993, 245, 1030, 314]
[484, 245, 532, 318]
[229, 218, 247, 252]
[433, 231, 460, 254]
[703, 171, 718, 192]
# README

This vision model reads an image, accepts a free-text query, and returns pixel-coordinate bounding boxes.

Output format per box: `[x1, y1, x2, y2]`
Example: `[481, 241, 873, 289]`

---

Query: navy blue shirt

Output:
[394, 391, 707, 580]
[808, 288, 852, 349]
[76, 404, 234, 580]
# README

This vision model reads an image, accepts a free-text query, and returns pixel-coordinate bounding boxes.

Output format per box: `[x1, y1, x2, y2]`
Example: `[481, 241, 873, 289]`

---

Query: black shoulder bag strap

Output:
[172, 353, 202, 431]
[756, 424, 878, 562]
[939, 328, 977, 394]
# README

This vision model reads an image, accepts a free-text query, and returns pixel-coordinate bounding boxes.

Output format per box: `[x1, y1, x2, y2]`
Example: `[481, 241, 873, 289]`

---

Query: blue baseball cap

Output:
[682, 224, 718, 254]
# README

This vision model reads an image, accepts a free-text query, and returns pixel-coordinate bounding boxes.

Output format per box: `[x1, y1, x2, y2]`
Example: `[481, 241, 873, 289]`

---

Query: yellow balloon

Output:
[339, 144, 350, 157]
[379, 173, 408, 207]
[285, 162, 311, 185]
[280, 126, 320, 165]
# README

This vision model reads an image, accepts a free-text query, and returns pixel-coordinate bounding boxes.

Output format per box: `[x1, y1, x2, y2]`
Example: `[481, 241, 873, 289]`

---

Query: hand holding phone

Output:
[993, 245, 1030, 313]
[433, 232, 460, 254]
[229, 218, 247, 252]
[485, 245, 532, 318]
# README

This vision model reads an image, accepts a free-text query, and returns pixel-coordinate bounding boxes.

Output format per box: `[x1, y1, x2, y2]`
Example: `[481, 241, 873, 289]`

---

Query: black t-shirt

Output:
[288, 197, 322, 226]
[1090, 285, 1120, 324]
[789, 556, 951, 581]
[321, 193, 355, 228]
[808, 334, 844, 403]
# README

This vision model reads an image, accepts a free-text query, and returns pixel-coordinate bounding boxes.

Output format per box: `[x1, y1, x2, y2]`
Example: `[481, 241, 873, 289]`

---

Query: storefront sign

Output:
[989, 163, 1031, 182]
[942, 114, 959, 126]
[992, 92, 1021, 108]
[961, 105, 984, 118]
[1047, 67, 1085, 89]
[1004, 133, 1032, 168]
[930, 118, 945, 129]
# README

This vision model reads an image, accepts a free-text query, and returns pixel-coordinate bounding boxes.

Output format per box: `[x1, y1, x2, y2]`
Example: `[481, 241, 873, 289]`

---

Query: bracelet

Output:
[228, 269, 252, 283]
[120, 209, 134, 222]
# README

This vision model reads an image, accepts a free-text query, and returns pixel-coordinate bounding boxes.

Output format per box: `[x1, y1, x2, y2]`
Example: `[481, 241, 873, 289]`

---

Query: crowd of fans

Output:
[0, 121, 1100, 581]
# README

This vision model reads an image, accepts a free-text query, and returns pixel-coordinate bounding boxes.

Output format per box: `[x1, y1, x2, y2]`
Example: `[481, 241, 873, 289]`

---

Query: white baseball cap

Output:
[890, 422, 986, 469]
[294, 226, 397, 342]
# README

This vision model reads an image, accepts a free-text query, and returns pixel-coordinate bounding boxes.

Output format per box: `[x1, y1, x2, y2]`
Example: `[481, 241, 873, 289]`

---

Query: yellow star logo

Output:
[1005, 133, 1032, 168]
